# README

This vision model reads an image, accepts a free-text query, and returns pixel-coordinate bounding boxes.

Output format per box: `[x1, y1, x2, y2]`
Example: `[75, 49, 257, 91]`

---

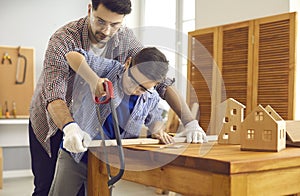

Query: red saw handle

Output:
[94, 81, 114, 104]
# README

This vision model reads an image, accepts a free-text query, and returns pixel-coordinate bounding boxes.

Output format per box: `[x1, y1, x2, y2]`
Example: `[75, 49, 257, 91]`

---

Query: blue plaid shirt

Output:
[70, 48, 163, 163]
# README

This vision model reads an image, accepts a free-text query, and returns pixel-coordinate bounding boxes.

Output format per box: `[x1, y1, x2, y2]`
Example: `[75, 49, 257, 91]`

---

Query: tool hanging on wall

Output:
[0, 102, 2, 118]
[15, 46, 27, 84]
[5, 101, 10, 118]
[1, 52, 12, 64]
[12, 101, 17, 118]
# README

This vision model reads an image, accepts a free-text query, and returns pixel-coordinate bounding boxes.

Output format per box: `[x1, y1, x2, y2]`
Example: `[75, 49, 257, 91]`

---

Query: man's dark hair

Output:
[132, 47, 169, 82]
[91, 0, 132, 15]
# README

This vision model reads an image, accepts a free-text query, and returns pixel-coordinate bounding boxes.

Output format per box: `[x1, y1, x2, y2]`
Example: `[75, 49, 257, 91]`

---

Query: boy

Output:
[49, 47, 174, 195]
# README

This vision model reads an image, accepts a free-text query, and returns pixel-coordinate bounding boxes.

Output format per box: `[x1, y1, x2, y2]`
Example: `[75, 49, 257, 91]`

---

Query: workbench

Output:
[88, 142, 300, 196]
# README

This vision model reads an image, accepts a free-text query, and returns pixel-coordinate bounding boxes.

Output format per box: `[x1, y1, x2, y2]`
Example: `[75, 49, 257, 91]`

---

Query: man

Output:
[29, 0, 207, 195]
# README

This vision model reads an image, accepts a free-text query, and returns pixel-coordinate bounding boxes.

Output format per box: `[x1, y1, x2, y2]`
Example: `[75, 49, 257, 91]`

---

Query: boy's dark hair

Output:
[132, 47, 169, 82]
[91, 0, 132, 15]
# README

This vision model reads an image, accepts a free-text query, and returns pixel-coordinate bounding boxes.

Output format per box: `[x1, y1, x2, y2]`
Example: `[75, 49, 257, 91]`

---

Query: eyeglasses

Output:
[127, 66, 153, 94]
[90, 11, 123, 31]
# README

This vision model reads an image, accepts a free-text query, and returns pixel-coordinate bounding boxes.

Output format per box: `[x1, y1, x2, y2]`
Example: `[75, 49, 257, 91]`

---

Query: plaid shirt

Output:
[29, 16, 144, 156]
[70, 48, 163, 162]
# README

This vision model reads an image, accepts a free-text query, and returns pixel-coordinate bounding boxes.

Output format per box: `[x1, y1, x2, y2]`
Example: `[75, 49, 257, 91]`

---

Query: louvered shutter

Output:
[187, 28, 218, 132]
[219, 22, 253, 115]
[253, 13, 296, 120]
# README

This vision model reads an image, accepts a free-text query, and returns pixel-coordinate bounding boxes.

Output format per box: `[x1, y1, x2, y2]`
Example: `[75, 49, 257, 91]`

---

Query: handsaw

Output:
[95, 80, 125, 195]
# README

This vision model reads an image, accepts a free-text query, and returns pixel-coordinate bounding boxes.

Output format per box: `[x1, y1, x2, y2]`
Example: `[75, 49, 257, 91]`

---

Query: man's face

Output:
[88, 4, 124, 46]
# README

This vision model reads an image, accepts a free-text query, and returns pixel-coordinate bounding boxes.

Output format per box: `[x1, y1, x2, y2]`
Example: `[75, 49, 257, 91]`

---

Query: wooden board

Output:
[0, 46, 34, 118]
[88, 138, 160, 147]
[88, 137, 189, 147]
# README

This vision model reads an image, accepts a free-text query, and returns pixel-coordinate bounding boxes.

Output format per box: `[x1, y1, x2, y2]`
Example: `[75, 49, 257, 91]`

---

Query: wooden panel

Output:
[231, 166, 300, 196]
[187, 28, 217, 133]
[219, 21, 252, 114]
[0, 46, 34, 117]
[253, 13, 295, 120]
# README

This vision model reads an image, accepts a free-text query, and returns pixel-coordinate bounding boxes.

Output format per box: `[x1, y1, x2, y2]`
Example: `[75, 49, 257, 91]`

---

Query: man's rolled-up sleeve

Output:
[155, 77, 175, 100]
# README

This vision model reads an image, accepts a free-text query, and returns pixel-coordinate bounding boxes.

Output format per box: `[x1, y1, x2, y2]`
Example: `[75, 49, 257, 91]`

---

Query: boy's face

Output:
[88, 4, 124, 46]
[123, 66, 158, 95]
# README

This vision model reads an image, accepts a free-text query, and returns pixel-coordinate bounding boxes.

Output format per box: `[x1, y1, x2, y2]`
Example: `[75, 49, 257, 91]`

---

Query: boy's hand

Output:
[152, 131, 174, 144]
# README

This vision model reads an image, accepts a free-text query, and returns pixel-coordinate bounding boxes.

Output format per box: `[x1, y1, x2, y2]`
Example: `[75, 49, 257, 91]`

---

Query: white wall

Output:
[0, 0, 140, 82]
[195, 0, 291, 28]
[0, 0, 89, 80]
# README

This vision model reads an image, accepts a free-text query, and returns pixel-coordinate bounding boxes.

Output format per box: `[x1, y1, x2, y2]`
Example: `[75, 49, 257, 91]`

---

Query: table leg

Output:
[88, 151, 110, 196]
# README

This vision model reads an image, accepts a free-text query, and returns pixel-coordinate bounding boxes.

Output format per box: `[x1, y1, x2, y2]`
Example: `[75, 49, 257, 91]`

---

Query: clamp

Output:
[2, 52, 12, 64]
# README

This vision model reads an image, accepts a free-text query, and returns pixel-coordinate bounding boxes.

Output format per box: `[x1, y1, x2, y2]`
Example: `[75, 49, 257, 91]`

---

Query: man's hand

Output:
[175, 120, 207, 143]
[62, 122, 92, 153]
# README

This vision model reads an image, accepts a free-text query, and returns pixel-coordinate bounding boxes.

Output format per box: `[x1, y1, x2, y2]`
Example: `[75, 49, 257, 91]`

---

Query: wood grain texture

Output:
[88, 143, 300, 196]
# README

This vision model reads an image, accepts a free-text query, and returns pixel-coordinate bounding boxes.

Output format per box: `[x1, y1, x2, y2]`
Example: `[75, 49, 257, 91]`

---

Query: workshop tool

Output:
[15, 46, 27, 84]
[95, 81, 125, 196]
[5, 101, 10, 118]
[1, 52, 12, 64]
[12, 101, 17, 118]
[0, 102, 2, 118]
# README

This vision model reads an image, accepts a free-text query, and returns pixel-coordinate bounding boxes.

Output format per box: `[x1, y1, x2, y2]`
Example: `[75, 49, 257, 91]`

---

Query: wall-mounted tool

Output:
[1, 52, 12, 64]
[5, 101, 10, 118]
[0, 102, 2, 118]
[12, 101, 17, 118]
[15, 46, 27, 84]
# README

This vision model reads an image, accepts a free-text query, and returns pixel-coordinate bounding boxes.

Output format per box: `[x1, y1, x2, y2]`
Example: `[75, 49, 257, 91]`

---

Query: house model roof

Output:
[286, 120, 300, 143]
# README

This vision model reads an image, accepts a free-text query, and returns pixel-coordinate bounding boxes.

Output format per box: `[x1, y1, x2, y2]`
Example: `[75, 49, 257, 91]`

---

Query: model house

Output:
[285, 120, 300, 147]
[217, 98, 245, 144]
[240, 105, 286, 152]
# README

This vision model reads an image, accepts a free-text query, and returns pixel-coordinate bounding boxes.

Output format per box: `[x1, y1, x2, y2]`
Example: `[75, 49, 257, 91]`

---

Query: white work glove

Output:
[175, 120, 208, 143]
[62, 122, 92, 153]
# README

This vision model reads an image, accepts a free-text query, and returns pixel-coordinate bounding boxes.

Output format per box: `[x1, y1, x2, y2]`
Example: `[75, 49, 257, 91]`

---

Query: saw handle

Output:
[94, 80, 114, 104]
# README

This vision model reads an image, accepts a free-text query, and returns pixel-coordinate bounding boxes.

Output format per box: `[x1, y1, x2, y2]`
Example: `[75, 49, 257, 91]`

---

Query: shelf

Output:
[0, 118, 29, 125]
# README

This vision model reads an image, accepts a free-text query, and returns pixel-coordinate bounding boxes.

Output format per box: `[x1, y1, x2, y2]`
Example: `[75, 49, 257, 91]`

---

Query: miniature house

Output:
[285, 120, 300, 147]
[217, 98, 245, 144]
[240, 105, 286, 152]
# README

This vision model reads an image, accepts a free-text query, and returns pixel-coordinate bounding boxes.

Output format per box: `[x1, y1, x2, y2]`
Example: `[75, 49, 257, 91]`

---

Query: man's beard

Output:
[93, 31, 110, 44]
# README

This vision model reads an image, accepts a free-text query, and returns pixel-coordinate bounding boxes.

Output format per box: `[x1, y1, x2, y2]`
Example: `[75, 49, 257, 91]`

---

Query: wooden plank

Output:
[88, 138, 160, 147]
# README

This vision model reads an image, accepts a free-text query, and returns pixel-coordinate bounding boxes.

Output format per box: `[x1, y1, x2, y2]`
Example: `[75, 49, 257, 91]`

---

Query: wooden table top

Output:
[89, 142, 300, 175]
